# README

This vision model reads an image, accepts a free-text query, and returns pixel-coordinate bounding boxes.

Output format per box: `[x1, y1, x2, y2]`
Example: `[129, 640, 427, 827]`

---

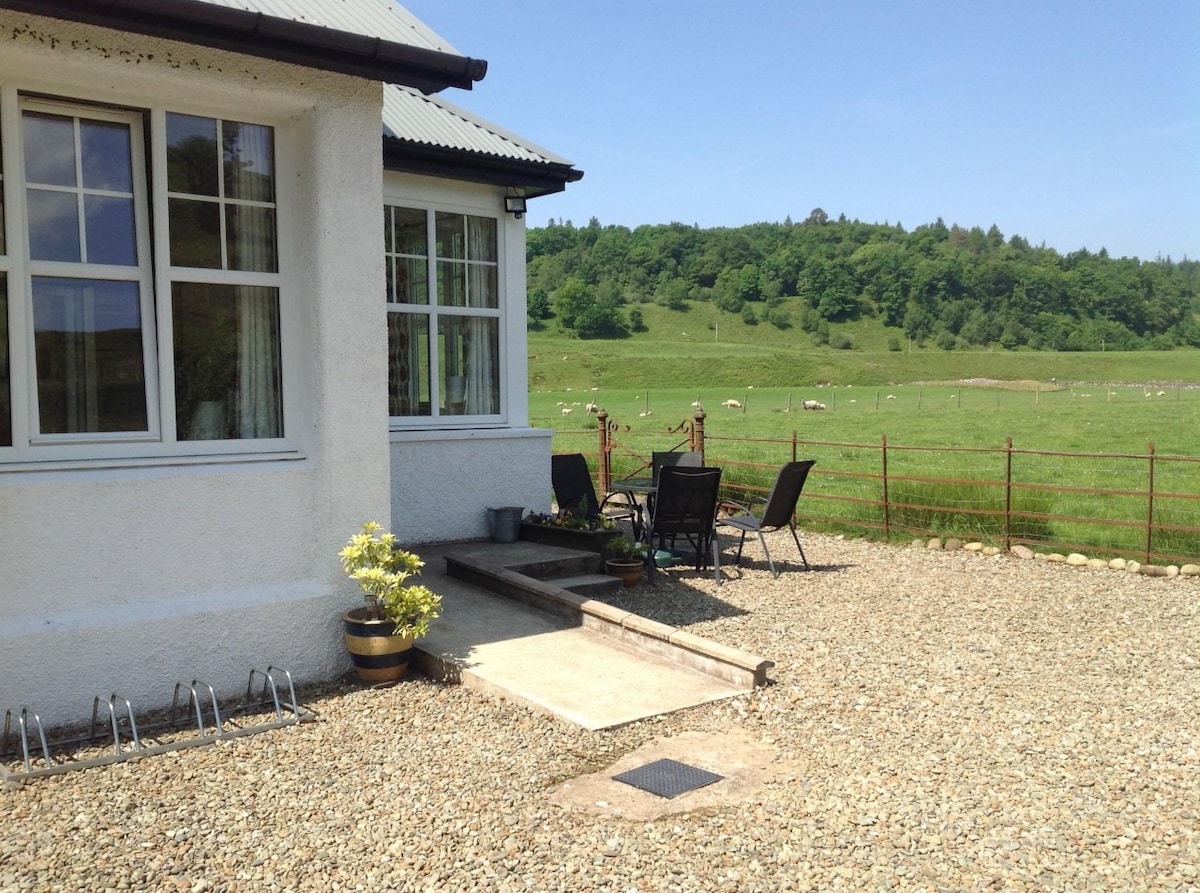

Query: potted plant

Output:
[339, 522, 442, 683]
[604, 535, 645, 587]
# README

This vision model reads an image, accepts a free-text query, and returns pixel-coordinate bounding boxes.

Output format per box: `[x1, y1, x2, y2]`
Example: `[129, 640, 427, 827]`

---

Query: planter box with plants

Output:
[519, 513, 621, 555]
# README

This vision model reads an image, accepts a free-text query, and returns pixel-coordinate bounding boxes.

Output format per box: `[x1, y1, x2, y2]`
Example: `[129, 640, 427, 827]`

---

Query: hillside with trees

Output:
[526, 210, 1200, 352]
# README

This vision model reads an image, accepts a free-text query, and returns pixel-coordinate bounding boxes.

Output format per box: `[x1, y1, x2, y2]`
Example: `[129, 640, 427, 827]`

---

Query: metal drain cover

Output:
[612, 758, 724, 799]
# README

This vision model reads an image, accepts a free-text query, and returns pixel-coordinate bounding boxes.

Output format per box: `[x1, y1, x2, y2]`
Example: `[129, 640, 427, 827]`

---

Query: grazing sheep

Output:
[1157, 390, 1166, 396]
[691, 396, 703, 408]
[561, 407, 573, 415]
[801, 399, 826, 411]
[584, 402, 598, 415]
[886, 394, 896, 400]
[722, 399, 742, 409]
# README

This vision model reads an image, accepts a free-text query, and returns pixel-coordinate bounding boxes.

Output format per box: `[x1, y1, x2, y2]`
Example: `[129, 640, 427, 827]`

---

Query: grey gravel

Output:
[3, 533, 1198, 892]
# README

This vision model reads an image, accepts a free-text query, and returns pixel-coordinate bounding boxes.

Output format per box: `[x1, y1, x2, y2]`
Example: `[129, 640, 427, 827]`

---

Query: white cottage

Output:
[0, 0, 579, 724]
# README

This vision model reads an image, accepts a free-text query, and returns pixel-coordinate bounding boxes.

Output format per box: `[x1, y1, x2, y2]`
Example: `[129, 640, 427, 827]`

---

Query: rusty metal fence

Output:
[561, 411, 1200, 566]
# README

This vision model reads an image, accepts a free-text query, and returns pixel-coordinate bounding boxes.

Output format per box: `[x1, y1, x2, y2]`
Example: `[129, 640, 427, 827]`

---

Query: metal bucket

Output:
[486, 506, 524, 543]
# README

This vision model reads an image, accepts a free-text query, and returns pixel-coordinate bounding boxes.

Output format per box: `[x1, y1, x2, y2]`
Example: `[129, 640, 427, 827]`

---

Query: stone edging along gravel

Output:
[913, 536, 1200, 578]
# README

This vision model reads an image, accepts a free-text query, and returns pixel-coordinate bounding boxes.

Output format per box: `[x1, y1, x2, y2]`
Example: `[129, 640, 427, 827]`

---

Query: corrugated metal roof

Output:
[193, 0, 461, 55]
[383, 84, 574, 168]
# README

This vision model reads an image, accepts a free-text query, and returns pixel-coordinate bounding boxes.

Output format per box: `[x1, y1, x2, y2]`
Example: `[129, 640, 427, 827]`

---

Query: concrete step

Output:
[549, 572, 622, 598]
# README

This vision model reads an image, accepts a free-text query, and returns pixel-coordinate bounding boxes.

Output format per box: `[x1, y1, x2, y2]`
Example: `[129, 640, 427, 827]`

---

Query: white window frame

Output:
[385, 200, 507, 429]
[0, 86, 297, 468]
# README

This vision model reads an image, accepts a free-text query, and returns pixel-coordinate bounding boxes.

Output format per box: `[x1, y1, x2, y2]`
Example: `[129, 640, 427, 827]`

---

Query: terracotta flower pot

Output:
[605, 558, 645, 587]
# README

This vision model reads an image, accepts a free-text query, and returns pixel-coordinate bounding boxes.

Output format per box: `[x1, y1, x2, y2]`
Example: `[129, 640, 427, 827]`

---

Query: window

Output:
[386, 206, 501, 423]
[0, 94, 284, 462]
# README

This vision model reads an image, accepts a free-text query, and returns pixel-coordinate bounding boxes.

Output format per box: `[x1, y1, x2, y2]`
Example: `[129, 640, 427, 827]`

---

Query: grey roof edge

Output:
[0, 0, 487, 93]
[383, 85, 582, 197]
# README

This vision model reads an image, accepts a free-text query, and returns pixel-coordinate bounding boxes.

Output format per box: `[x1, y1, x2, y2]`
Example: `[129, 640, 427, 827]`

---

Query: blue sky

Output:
[404, 1, 1200, 262]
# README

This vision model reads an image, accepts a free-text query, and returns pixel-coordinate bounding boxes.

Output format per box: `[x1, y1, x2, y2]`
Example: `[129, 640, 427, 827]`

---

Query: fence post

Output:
[1145, 441, 1156, 563]
[1004, 436, 1013, 550]
[791, 429, 797, 463]
[881, 434, 890, 539]
[597, 409, 611, 496]
[692, 410, 706, 463]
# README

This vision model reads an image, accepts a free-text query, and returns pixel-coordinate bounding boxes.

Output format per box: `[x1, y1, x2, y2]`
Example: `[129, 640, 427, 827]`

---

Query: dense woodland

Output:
[526, 210, 1200, 351]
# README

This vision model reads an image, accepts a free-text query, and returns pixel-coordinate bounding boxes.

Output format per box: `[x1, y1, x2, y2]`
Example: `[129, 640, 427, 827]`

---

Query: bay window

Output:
[0, 91, 285, 462]
[386, 205, 502, 423]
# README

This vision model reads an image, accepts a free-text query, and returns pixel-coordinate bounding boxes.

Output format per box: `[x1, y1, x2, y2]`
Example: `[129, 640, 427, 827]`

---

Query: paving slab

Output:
[413, 541, 751, 730]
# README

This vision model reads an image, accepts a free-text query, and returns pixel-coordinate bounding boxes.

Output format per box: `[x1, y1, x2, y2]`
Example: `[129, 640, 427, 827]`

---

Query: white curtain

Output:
[237, 286, 281, 438]
[463, 317, 494, 415]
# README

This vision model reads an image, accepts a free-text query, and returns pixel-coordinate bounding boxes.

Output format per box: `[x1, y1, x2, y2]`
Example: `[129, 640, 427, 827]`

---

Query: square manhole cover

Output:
[612, 758, 724, 799]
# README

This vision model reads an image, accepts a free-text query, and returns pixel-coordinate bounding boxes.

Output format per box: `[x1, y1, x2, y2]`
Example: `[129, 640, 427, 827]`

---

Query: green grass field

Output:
[529, 327, 1200, 562]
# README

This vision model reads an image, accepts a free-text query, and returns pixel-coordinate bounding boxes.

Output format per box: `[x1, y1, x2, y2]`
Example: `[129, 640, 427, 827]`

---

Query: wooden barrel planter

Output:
[605, 558, 645, 587]
[342, 607, 415, 683]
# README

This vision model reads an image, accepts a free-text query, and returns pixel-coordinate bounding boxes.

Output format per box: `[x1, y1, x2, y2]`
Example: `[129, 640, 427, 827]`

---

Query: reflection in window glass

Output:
[84, 195, 137, 266]
[0, 274, 9, 446]
[386, 206, 428, 306]
[167, 114, 277, 273]
[32, 277, 147, 434]
[172, 283, 282, 440]
[26, 188, 81, 262]
[223, 121, 274, 203]
[22, 112, 76, 187]
[80, 119, 133, 192]
[388, 312, 429, 416]
[167, 113, 219, 195]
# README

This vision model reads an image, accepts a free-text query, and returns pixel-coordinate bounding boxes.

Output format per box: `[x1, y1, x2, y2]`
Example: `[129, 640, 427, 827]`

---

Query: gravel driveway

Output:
[3, 533, 1197, 891]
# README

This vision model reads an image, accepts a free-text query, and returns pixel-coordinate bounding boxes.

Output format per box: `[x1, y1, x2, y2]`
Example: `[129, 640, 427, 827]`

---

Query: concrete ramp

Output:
[412, 541, 773, 730]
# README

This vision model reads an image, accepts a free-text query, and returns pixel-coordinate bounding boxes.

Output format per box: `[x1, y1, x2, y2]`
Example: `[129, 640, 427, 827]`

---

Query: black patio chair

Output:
[550, 453, 638, 528]
[648, 466, 723, 573]
[715, 459, 815, 577]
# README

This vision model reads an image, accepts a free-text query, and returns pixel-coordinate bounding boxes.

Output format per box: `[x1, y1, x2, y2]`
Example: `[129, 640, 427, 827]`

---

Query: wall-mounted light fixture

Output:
[504, 191, 527, 219]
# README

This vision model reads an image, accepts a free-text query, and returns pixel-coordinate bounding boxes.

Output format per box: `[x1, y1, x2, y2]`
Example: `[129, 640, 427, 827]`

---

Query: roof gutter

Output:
[0, 0, 488, 93]
[383, 138, 584, 199]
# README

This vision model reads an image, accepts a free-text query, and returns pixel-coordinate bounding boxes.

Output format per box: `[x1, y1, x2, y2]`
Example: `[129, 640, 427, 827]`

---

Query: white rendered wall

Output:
[390, 428, 553, 544]
[0, 14, 391, 725]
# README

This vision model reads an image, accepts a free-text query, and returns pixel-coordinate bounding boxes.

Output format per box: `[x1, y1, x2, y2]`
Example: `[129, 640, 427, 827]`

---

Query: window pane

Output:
[0, 126, 6, 255]
[166, 113, 219, 195]
[80, 119, 133, 192]
[26, 188, 81, 262]
[226, 204, 277, 273]
[467, 264, 498, 309]
[23, 112, 76, 187]
[223, 121, 275, 203]
[32, 277, 147, 434]
[0, 273, 9, 446]
[169, 197, 221, 267]
[388, 312, 429, 417]
[173, 283, 282, 440]
[467, 215, 497, 262]
[84, 195, 137, 265]
[439, 316, 498, 415]
[435, 212, 465, 259]
[437, 260, 467, 307]
[392, 207, 427, 256]
[391, 257, 427, 305]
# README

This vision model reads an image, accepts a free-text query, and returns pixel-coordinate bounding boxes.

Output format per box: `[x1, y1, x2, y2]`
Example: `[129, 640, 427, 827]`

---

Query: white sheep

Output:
[886, 394, 896, 400]
[584, 402, 598, 415]
[561, 407, 573, 415]
[722, 399, 742, 409]
[802, 400, 826, 411]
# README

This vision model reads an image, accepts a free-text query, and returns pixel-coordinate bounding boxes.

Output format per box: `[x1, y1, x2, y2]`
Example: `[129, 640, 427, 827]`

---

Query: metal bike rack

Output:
[2, 666, 315, 786]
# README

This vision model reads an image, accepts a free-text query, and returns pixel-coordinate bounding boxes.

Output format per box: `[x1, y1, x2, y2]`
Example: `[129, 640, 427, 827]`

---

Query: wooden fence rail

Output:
[568, 412, 1200, 566]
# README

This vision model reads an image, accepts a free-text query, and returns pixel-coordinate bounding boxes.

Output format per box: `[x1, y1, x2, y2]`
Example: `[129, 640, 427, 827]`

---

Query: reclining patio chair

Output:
[715, 460, 815, 577]
[648, 466, 723, 574]
[550, 453, 638, 528]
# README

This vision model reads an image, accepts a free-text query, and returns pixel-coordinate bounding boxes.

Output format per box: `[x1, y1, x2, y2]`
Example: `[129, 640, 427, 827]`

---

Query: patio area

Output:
[3, 531, 1197, 890]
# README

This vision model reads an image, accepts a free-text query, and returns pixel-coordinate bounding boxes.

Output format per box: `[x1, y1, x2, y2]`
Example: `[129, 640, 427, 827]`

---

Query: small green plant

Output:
[339, 522, 441, 639]
[605, 535, 640, 560]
